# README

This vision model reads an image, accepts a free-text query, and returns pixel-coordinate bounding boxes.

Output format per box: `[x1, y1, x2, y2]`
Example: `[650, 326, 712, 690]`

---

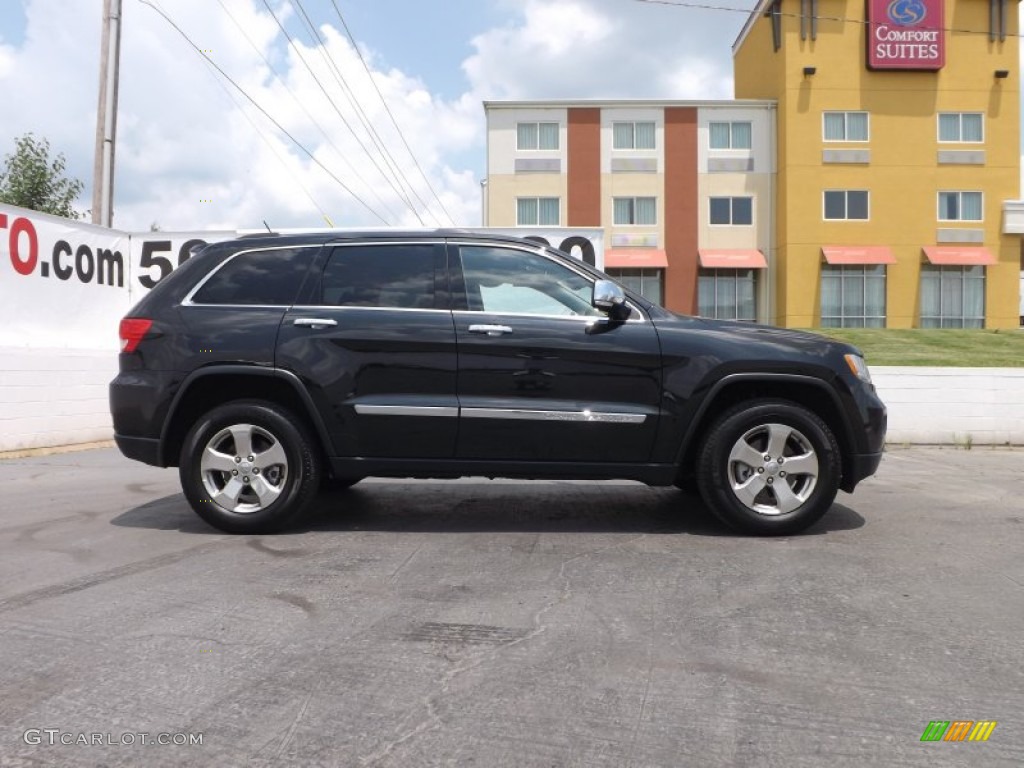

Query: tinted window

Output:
[191, 247, 315, 305]
[459, 246, 600, 317]
[321, 244, 436, 309]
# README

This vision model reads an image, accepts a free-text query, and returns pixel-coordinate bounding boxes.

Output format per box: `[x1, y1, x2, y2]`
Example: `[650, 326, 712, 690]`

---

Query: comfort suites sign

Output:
[867, 0, 945, 70]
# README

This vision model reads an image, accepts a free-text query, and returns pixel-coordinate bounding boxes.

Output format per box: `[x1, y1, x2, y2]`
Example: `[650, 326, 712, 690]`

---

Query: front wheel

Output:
[696, 400, 841, 536]
[179, 401, 321, 534]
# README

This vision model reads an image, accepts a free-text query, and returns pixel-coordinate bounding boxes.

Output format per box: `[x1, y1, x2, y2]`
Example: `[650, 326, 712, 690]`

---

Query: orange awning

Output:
[604, 249, 669, 269]
[923, 246, 996, 266]
[698, 249, 768, 269]
[822, 246, 896, 265]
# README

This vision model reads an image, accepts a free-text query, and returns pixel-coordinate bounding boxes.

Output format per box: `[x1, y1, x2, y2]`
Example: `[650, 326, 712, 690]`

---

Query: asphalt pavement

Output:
[0, 446, 1021, 767]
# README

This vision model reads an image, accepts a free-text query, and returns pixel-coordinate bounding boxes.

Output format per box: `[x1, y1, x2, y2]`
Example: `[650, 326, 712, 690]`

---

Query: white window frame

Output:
[822, 111, 870, 143]
[612, 121, 657, 150]
[613, 197, 657, 226]
[708, 196, 755, 227]
[516, 197, 560, 226]
[708, 121, 753, 150]
[823, 190, 870, 221]
[516, 122, 560, 151]
[698, 268, 757, 321]
[605, 267, 664, 306]
[920, 265, 986, 328]
[820, 264, 887, 328]
[937, 112, 984, 144]
[937, 191, 983, 222]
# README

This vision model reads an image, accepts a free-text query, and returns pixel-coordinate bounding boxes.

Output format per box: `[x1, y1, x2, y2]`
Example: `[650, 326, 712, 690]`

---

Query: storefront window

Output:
[606, 268, 663, 306]
[920, 265, 985, 328]
[698, 269, 756, 321]
[820, 265, 886, 327]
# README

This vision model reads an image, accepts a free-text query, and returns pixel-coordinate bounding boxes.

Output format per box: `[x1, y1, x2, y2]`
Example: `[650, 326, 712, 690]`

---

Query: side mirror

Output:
[592, 279, 632, 322]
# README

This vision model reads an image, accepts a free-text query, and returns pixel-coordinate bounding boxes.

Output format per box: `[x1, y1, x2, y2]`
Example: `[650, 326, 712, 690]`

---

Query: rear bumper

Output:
[114, 434, 162, 467]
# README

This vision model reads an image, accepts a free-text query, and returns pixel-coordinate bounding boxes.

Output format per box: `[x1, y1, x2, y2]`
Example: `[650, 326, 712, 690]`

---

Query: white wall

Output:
[3, 363, 1022, 453]
[1, 348, 117, 451]
[872, 367, 1024, 445]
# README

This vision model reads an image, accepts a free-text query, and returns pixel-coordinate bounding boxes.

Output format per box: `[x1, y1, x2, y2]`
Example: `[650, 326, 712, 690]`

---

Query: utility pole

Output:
[92, 0, 122, 227]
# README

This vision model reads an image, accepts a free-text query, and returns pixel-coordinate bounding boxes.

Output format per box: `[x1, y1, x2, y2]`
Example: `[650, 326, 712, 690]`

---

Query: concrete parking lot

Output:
[0, 446, 1021, 767]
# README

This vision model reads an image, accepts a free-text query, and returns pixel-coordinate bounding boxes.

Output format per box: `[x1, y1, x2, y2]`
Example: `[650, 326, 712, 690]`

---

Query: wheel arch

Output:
[675, 374, 859, 493]
[159, 366, 334, 467]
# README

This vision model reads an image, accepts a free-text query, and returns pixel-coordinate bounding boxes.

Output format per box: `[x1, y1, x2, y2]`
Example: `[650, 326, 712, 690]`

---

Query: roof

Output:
[218, 229, 555, 248]
[733, 0, 774, 54]
[483, 98, 776, 110]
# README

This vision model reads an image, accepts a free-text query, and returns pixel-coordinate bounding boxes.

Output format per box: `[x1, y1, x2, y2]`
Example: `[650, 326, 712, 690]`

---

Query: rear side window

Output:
[191, 247, 315, 305]
[321, 244, 437, 309]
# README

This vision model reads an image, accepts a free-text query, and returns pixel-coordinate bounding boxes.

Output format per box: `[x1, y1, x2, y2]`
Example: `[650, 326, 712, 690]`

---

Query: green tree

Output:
[0, 133, 85, 219]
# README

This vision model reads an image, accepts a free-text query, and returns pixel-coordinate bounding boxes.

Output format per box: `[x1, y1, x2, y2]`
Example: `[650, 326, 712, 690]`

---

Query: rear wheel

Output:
[696, 399, 841, 536]
[179, 401, 321, 534]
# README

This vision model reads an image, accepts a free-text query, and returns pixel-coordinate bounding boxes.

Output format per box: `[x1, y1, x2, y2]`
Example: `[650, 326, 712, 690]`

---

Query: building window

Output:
[709, 121, 752, 149]
[823, 112, 869, 142]
[613, 197, 657, 225]
[612, 122, 656, 150]
[698, 269, 756, 320]
[516, 197, 560, 226]
[824, 190, 869, 220]
[607, 267, 663, 306]
[938, 191, 983, 221]
[709, 197, 753, 226]
[820, 265, 886, 328]
[938, 113, 983, 143]
[516, 122, 559, 151]
[920, 265, 985, 328]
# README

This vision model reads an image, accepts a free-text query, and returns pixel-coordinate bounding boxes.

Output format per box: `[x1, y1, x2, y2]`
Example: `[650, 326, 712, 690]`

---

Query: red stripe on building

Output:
[567, 108, 601, 227]
[664, 108, 699, 314]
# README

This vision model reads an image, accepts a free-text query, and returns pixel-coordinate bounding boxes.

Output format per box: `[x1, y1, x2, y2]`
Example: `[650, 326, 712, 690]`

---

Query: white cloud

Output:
[0, 44, 13, 79]
[0, 0, 744, 232]
[463, 0, 737, 100]
[0, 0, 483, 230]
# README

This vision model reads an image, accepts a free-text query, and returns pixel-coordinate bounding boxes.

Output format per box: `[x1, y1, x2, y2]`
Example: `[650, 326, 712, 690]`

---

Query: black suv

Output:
[110, 232, 885, 536]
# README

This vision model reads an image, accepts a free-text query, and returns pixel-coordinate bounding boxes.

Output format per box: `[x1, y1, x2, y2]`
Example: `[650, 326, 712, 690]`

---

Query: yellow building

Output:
[734, 0, 1020, 328]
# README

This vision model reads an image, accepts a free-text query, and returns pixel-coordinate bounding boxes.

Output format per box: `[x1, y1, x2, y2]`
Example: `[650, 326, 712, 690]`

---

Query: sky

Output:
[0, 0, 1017, 232]
[0, 0, 748, 231]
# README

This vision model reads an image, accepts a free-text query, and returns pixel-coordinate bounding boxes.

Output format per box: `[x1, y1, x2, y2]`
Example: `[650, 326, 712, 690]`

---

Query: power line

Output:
[629, 0, 1024, 39]
[136, 0, 391, 224]
[258, 0, 426, 224]
[329, 0, 457, 226]
[214, 0, 402, 224]
[287, 0, 439, 226]
[203, 54, 335, 227]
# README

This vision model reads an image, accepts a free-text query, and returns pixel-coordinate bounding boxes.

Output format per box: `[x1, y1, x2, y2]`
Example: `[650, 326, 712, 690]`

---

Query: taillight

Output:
[119, 318, 153, 353]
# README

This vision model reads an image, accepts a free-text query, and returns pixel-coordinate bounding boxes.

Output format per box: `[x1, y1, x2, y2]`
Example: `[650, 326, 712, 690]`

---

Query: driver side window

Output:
[458, 246, 601, 317]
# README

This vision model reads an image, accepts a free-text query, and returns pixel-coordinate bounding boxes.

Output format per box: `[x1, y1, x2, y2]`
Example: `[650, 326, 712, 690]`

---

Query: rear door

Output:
[450, 241, 663, 463]
[276, 240, 458, 458]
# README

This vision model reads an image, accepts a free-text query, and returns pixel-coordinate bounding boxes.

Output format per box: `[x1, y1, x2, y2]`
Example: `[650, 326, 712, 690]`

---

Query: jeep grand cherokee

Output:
[110, 232, 886, 535]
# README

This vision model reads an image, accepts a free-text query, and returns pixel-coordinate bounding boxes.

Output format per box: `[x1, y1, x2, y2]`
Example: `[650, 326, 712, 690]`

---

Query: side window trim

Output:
[182, 243, 323, 307]
[313, 240, 444, 311]
[446, 240, 647, 323]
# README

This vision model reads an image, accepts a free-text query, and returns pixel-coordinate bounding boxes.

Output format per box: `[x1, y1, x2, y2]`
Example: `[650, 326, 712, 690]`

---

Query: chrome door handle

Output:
[468, 324, 513, 336]
[293, 317, 338, 328]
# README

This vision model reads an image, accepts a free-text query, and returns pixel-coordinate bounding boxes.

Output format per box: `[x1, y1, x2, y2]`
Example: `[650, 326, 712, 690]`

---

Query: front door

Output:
[450, 242, 662, 463]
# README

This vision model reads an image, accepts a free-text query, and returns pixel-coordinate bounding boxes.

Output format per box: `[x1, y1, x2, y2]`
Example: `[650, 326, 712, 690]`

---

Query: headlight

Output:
[844, 353, 872, 384]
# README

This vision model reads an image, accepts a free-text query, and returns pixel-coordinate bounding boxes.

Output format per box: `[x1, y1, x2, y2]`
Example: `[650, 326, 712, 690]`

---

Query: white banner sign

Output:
[0, 204, 606, 351]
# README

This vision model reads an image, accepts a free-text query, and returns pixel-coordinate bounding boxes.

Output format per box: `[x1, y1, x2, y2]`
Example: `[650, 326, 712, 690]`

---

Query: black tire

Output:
[179, 400, 321, 534]
[696, 399, 841, 536]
